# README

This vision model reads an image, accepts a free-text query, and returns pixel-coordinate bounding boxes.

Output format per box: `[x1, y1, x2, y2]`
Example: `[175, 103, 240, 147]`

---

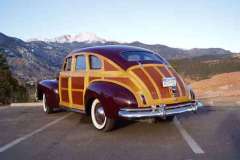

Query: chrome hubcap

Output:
[94, 104, 105, 125]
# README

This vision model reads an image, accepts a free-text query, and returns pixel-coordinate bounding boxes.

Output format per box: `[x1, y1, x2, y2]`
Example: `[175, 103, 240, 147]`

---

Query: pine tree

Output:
[0, 49, 28, 104]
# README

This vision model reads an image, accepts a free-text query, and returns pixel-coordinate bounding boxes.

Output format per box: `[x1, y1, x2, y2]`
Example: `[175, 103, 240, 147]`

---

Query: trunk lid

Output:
[128, 64, 190, 106]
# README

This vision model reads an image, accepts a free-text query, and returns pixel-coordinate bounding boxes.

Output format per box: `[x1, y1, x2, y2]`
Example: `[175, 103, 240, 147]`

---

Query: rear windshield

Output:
[120, 51, 169, 65]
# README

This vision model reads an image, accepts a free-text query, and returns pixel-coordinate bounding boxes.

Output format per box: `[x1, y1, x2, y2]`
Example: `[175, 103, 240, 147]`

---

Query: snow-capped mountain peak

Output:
[46, 32, 106, 43]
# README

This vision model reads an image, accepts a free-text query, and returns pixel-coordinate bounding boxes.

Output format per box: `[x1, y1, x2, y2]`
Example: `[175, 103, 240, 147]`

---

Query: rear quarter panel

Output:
[84, 81, 138, 119]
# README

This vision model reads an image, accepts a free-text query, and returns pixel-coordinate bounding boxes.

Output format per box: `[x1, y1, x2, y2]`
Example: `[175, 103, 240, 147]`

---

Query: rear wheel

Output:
[91, 99, 115, 131]
[42, 94, 53, 114]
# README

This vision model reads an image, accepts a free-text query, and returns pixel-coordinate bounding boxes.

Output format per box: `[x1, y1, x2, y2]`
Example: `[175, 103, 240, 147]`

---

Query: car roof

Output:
[67, 45, 160, 70]
[69, 45, 152, 55]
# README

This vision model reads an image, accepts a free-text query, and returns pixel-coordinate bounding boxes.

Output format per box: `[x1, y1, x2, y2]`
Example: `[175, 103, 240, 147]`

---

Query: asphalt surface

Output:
[0, 105, 240, 160]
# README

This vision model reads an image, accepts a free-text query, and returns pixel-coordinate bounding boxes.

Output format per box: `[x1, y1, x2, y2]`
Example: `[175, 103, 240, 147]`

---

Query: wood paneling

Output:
[61, 77, 68, 88]
[132, 68, 158, 99]
[145, 67, 172, 98]
[72, 77, 84, 89]
[72, 91, 83, 105]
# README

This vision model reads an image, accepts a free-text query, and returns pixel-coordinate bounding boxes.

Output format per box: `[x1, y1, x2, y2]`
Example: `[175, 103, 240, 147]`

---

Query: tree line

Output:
[0, 50, 28, 104]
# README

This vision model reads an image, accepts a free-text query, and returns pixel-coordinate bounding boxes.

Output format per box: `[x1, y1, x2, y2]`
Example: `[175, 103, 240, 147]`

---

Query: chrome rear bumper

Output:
[118, 101, 202, 119]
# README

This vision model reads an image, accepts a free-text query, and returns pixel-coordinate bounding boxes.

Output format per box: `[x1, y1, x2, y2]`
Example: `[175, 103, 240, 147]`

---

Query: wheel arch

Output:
[37, 80, 59, 108]
[84, 81, 138, 119]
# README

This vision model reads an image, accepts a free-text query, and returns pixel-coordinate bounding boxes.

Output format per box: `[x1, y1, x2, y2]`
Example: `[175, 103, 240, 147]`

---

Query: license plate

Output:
[162, 77, 176, 87]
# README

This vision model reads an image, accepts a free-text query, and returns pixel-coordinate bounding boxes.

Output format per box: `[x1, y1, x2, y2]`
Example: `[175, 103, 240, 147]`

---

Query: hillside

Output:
[0, 52, 28, 104]
[191, 72, 240, 105]
[170, 54, 240, 81]
[192, 72, 240, 98]
[0, 32, 235, 85]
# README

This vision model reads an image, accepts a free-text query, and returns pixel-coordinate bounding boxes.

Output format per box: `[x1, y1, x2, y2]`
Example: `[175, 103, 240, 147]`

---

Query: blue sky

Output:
[1, 0, 240, 52]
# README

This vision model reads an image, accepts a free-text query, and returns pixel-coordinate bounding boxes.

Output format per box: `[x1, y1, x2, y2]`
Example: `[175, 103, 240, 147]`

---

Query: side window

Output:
[75, 55, 86, 71]
[64, 57, 72, 71]
[90, 55, 102, 70]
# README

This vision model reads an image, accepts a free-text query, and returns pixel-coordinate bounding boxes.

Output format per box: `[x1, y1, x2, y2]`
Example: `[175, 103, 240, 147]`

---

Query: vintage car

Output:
[37, 45, 201, 131]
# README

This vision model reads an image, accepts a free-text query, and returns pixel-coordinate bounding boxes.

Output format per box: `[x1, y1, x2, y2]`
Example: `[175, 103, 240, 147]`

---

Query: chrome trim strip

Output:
[118, 101, 200, 119]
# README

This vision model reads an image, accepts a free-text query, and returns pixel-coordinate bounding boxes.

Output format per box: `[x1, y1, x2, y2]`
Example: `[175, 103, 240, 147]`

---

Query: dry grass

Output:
[191, 72, 240, 101]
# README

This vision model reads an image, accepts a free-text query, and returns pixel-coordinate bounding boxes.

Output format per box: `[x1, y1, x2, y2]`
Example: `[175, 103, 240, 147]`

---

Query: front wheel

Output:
[42, 94, 53, 114]
[91, 99, 115, 131]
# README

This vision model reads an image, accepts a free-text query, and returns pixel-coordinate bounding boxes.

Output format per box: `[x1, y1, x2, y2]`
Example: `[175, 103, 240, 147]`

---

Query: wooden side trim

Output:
[132, 68, 158, 100]
[104, 77, 139, 92]
[169, 67, 187, 96]
[145, 66, 171, 98]
[104, 60, 119, 71]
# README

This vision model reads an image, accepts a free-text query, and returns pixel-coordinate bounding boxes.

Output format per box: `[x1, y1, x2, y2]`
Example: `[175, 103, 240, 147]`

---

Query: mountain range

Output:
[28, 32, 106, 43]
[0, 32, 236, 85]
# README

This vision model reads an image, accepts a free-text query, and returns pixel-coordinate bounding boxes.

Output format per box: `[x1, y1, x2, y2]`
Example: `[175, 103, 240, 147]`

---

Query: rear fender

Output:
[84, 81, 138, 119]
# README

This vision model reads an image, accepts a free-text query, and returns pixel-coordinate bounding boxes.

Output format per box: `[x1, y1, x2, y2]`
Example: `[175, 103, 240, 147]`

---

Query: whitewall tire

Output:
[91, 99, 115, 131]
[42, 94, 53, 114]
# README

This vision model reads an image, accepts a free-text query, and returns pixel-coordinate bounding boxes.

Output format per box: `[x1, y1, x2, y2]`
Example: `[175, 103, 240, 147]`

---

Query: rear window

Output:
[120, 51, 169, 65]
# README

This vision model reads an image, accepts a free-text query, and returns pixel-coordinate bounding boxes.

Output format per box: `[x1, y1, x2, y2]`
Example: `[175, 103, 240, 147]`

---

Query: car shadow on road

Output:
[68, 106, 213, 131]
[77, 114, 137, 130]
[115, 120, 137, 130]
[115, 107, 214, 131]
[177, 106, 213, 120]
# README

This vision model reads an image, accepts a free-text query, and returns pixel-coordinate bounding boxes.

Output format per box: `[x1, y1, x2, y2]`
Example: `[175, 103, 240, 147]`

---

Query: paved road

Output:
[0, 105, 240, 160]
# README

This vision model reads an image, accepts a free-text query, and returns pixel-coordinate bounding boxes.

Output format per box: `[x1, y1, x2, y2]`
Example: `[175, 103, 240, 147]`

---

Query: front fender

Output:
[37, 79, 59, 108]
[84, 81, 138, 119]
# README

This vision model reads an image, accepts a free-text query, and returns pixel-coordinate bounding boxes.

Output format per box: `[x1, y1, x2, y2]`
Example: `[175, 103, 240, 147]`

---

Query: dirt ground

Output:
[191, 72, 240, 106]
